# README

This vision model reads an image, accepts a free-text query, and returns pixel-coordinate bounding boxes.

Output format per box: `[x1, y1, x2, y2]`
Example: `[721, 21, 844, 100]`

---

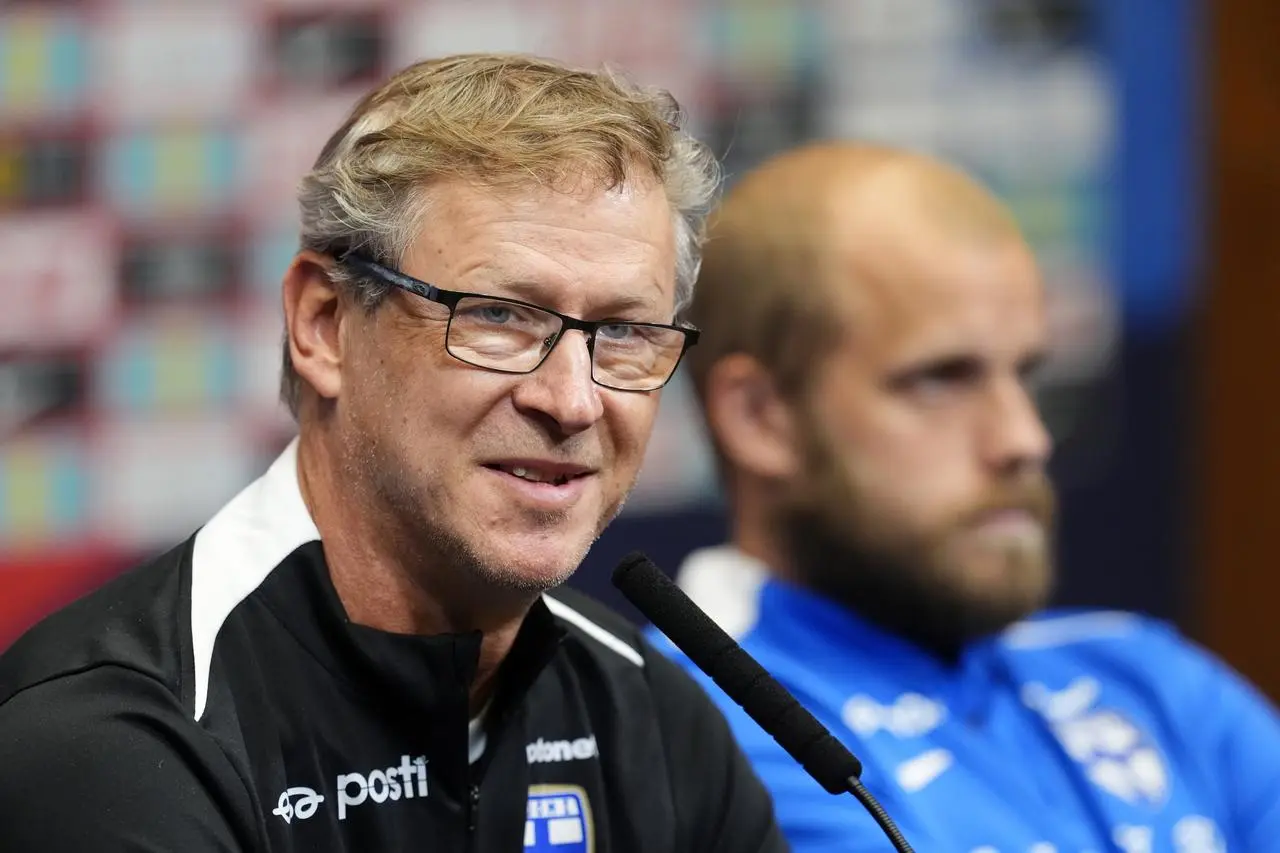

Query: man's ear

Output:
[703, 354, 801, 481]
[282, 250, 345, 404]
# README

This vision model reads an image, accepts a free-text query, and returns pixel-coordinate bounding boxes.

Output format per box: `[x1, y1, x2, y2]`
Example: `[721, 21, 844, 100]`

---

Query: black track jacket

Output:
[0, 441, 787, 852]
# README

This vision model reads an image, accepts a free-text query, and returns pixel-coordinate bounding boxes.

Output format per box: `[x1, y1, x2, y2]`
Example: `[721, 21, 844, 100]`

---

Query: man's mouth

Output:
[483, 462, 594, 487]
[969, 508, 1045, 541]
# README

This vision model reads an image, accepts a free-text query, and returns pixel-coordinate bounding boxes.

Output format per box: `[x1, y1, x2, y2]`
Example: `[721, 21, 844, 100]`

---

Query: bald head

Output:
[716, 142, 1020, 254]
[687, 142, 1032, 399]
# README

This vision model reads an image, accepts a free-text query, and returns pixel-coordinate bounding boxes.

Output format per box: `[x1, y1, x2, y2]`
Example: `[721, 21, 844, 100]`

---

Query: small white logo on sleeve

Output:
[272, 787, 324, 823]
[894, 748, 953, 793]
[842, 693, 947, 739]
[1173, 816, 1226, 853]
[1115, 824, 1154, 853]
[336, 755, 429, 821]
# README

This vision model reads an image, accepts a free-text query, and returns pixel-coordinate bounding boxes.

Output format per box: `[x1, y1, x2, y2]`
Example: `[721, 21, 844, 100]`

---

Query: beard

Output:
[777, 422, 1058, 658]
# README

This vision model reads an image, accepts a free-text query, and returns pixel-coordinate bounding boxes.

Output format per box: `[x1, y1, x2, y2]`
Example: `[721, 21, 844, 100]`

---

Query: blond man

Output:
[0, 55, 786, 853]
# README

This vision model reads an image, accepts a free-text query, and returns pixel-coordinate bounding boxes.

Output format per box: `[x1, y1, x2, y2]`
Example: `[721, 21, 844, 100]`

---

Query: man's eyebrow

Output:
[1018, 349, 1049, 376]
[480, 277, 661, 316]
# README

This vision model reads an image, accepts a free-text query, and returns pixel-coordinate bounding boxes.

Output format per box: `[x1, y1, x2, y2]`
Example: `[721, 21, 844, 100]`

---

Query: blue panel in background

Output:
[1101, 0, 1201, 335]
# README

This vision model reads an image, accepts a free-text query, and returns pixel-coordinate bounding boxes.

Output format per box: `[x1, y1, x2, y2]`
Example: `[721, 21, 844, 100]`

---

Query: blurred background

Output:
[0, 0, 1273, 697]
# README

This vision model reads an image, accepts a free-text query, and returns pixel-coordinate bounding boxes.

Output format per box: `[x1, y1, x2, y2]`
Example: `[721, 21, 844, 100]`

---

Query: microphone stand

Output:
[846, 776, 915, 853]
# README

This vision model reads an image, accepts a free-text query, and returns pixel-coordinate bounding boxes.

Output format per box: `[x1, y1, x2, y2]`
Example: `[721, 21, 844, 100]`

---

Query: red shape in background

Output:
[0, 547, 130, 652]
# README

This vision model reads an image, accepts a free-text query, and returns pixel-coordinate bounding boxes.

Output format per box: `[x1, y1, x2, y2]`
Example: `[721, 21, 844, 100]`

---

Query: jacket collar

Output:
[200, 437, 565, 766]
[674, 545, 1000, 685]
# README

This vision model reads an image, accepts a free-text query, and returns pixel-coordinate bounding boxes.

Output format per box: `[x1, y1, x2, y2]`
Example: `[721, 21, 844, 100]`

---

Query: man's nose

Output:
[982, 379, 1053, 473]
[510, 330, 605, 435]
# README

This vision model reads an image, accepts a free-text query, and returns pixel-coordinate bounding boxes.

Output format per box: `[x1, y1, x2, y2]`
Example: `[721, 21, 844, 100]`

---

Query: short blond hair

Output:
[281, 53, 721, 415]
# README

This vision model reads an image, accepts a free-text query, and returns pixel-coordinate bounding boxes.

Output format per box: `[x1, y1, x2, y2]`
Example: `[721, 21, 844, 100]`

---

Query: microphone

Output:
[613, 551, 915, 853]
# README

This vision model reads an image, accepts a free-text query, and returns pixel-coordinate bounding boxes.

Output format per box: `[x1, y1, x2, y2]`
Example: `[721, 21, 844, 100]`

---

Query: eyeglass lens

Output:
[446, 296, 685, 391]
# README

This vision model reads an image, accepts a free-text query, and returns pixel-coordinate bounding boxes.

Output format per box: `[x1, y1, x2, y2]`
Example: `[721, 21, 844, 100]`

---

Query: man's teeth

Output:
[507, 466, 570, 485]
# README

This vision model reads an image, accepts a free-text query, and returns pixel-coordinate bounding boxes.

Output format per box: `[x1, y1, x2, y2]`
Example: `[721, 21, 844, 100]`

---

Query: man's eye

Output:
[598, 324, 635, 341]
[1018, 356, 1048, 390]
[475, 305, 513, 323]
[904, 359, 982, 393]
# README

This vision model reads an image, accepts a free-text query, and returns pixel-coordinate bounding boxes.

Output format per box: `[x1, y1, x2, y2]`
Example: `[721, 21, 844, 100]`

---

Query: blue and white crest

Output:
[524, 784, 594, 852]
[1023, 676, 1170, 808]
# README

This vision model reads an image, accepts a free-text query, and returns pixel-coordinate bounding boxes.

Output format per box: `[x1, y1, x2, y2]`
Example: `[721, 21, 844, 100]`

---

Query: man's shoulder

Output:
[0, 647, 254, 851]
[998, 607, 1244, 702]
[999, 607, 1193, 664]
[543, 585, 648, 669]
[540, 585, 750, 758]
[0, 644, 206, 805]
[540, 585, 725, 705]
[0, 539, 193, 711]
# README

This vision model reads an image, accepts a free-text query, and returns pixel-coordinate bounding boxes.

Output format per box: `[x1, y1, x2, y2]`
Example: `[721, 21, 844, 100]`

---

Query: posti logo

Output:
[272, 754, 429, 824]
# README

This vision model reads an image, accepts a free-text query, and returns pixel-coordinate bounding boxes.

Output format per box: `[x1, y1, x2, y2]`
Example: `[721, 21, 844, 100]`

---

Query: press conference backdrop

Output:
[0, 0, 1196, 645]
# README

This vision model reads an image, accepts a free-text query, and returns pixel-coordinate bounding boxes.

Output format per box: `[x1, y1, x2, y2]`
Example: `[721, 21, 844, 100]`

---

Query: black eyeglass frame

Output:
[337, 252, 700, 392]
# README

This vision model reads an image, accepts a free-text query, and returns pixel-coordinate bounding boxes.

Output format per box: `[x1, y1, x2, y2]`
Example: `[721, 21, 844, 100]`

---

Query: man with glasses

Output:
[654, 142, 1280, 852]
[0, 54, 785, 852]
[337, 253, 697, 395]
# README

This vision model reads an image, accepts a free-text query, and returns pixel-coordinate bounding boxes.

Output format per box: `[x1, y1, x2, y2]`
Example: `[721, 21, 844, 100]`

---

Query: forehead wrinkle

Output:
[402, 191, 674, 318]
[473, 275, 661, 316]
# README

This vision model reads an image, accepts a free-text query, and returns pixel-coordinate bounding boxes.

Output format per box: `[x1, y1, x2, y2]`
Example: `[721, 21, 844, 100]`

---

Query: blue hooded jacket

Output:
[649, 547, 1280, 853]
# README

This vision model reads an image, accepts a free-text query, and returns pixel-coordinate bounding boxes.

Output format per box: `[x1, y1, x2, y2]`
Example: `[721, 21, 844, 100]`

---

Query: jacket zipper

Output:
[467, 782, 481, 838]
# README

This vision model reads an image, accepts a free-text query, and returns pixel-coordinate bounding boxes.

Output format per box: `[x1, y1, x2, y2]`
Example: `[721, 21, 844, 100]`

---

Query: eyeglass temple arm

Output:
[338, 252, 440, 302]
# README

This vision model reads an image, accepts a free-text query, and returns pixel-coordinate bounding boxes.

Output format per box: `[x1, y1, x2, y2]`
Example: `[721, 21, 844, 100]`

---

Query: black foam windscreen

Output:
[613, 551, 862, 794]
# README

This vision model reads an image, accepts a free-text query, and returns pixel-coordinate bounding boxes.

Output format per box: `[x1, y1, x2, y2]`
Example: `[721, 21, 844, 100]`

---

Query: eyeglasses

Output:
[338, 253, 699, 392]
